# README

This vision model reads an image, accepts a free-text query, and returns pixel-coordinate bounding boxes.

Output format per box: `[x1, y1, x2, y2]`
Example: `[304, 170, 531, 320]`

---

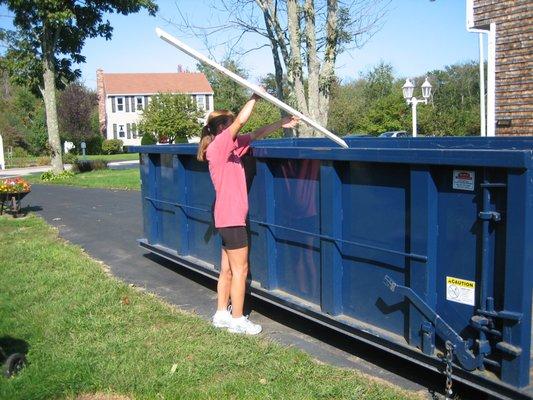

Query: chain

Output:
[444, 341, 454, 400]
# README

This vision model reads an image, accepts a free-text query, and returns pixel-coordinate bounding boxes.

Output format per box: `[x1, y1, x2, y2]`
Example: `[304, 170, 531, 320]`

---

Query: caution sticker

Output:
[446, 276, 476, 306]
[453, 170, 475, 191]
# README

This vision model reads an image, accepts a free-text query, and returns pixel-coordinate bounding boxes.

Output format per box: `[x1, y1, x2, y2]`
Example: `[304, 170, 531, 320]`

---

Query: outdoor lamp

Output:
[402, 79, 415, 100]
[422, 77, 432, 100]
[402, 77, 431, 138]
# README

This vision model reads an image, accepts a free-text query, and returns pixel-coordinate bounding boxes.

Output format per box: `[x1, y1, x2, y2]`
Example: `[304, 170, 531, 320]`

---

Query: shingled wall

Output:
[473, 0, 532, 135]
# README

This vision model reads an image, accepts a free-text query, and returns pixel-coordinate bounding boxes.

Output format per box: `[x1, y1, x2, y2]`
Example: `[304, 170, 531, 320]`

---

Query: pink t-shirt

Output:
[206, 128, 251, 228]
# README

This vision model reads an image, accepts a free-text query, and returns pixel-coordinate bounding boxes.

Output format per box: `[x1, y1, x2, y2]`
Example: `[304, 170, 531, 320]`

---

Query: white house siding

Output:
[105, 93, 214, 146]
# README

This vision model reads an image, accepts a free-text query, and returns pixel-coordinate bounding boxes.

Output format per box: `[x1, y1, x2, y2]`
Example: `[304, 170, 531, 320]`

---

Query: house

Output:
[96, 69, 214, 145]
[467, 0, 532, 135]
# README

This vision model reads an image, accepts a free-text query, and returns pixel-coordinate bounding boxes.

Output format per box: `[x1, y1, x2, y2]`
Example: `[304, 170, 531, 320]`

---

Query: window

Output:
[116, 97, 124, 112]
[119, 125, 125, 138]
[136, 96, 144, 111]
[196, 94, 205, 111]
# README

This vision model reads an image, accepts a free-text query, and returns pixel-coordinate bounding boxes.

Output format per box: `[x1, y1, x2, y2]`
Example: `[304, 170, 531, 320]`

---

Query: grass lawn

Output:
[26, 169, 140, 191]
[85, 153, 139, 162]
[0, 215, 418, 400]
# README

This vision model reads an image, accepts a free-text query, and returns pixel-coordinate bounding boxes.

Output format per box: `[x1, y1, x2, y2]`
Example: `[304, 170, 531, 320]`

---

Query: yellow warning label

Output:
[446, 277, 475, 289]
[446, 276, 476, 306]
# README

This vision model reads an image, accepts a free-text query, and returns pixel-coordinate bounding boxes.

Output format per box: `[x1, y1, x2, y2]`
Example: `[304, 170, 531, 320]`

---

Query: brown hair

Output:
[196, 110, 235, 162]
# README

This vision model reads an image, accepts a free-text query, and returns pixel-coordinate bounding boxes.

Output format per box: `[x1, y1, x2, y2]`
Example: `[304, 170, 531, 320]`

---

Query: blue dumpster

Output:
[129, 137, 533, 399]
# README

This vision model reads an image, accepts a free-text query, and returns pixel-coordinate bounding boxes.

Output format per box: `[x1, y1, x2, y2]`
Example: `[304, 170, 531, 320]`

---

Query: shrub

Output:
[102, 139, 123, 155]
[36, 156, 51, 166]
[140, 132, 157, 145]
[72, 159, 108, 173]
[63, 152, 78, 164]
[85, 134, 104, 155]
[12, 147, 29, 158]
[40, 171, 75, 181]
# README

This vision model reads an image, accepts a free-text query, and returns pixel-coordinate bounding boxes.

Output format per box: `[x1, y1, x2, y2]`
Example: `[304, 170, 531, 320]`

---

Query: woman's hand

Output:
[251, 86, 267, 101]
[281, 116, 300, 129]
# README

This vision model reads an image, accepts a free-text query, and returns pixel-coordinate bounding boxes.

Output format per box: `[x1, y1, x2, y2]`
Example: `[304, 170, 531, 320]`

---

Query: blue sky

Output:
[0, 1, 478, 89]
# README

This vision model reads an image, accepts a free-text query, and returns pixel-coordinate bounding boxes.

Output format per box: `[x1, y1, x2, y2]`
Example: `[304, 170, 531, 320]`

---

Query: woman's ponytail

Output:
[196, 110, 235, 162]
[197, 125, 214, 162]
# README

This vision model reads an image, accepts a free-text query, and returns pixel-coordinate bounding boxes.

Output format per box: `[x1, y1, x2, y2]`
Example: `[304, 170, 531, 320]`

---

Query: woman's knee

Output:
[220, 266, 232, 278]
[231, 261, 248, 277]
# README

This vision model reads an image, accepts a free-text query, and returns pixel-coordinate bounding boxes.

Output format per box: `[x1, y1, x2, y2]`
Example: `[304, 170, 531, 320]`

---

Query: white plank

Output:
[155, 27, 348, 148]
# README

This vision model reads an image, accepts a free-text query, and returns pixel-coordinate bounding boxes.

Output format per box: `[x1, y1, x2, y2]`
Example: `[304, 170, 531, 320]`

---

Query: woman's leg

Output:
[226, 245, 249, 318]
[217, 248, 232, 311]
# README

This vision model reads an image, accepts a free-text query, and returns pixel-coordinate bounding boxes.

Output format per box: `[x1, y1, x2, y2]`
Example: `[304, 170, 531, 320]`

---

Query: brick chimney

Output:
[96, 69, 106, 137]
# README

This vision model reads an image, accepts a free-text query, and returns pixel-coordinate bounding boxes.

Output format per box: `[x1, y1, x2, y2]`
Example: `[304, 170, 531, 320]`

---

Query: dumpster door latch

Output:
[383, 275, 487, 371]
[478, 211, 501, 222]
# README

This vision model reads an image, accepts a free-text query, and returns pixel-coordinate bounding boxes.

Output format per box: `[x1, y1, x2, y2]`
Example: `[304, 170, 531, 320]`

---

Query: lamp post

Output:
[402, 77, 432, 137]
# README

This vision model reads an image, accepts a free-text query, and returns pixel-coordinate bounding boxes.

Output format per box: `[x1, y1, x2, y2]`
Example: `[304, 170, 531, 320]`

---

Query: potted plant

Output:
[0, 177, 31, 217]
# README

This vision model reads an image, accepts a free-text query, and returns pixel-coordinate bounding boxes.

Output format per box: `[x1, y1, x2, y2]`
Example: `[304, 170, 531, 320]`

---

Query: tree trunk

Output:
[304, 0, 321, 136]
[42, 39, 63, 173]
[287, 0, 310, 137]
[259, 1, 291, 137]
[318, 0, 339, 126]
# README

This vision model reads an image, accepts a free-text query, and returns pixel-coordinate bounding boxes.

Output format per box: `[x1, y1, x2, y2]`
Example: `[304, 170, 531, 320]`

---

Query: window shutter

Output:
[131, 96, 135, 112]
[125, 96, 130, 112]
[111, 96, 116, 113]
[132, 123, 137, 139]
[113, 124, 117, 139]
[144, 96, 149, 107]
[127, 123, 131, 139]
[206, 95, 210, 110]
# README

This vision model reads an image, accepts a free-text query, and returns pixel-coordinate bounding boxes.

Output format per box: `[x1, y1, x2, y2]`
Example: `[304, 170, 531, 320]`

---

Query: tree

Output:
[243, 101, 284, 138]
[417, 62, 481, 136]
[178, 0, 389, 136]
[327, 79, 366, 135]
[0, 79, 48, 154]
[0, 0, 157, 172]
[197, 59, 249, 114]
[138, 94, 202, 144]
[58, 83, 98, 151]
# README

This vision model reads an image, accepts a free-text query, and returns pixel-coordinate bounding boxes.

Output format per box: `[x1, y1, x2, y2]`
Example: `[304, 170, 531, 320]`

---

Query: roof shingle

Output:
[102, 72, 213, 95]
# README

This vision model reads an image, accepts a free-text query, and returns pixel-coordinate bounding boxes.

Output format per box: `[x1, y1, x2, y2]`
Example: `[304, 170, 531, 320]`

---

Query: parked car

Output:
[379, 131, 410, 138]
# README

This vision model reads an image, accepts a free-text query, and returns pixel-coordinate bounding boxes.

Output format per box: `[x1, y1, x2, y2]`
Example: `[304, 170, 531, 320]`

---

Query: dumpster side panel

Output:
[184, 156, 219, 266]
[341, 162, 409, 336]
[501, 168, 533, 387]
[271, 159, 321, 303]
[142, 153, 160, 245]
[435, 166, 481, 335]
[247, 156, 269, 288]
[139, 154, 151, 243]
[157, 154, 178, 250]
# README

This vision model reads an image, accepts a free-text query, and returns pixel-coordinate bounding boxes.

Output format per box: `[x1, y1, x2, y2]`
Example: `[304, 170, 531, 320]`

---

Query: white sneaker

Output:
[212, 309, 232, 328]
[228, 316, 262, 335]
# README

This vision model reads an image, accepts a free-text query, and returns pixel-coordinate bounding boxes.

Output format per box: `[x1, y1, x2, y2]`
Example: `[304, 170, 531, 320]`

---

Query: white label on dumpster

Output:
[452, 170, 475, 191]
[446, 276, 475, 306]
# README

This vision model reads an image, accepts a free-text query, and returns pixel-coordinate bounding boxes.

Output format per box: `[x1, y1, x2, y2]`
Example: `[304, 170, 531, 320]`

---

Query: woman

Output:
[197, 92, 299, 334]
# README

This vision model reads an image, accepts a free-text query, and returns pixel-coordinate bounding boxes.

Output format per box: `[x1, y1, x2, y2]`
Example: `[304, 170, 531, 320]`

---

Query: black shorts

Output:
[218, 226, 248, 250]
